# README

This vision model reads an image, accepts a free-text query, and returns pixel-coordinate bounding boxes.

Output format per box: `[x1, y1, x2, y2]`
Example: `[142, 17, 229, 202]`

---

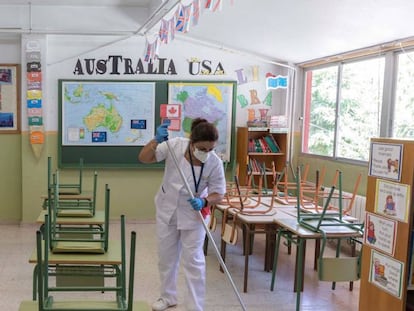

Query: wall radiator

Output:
[323, 192, 366, 223]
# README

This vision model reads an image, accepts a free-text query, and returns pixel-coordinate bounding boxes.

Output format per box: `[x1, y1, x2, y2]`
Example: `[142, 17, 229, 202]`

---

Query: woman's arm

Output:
[204, 192, 224, 206]
[138, 139, 158, 163]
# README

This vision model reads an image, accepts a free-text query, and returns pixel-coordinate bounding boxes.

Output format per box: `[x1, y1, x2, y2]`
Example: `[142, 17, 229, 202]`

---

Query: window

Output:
[302, 57, 385, 161]
[394, 50, 414, 138]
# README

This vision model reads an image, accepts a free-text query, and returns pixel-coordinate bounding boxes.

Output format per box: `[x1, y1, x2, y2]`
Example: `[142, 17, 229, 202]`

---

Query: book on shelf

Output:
[264, 135, 280, 153]
[248, 136, 280, 153]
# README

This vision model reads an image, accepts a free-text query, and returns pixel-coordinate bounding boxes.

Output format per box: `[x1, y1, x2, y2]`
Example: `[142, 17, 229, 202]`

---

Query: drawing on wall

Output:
[369, 142, 403, 181]
[364, 212, 397, 256]
[168, 81, 235, 161]
[61, 81, 156, 146]
[369, 249, 404, 299]
[374, 179, 410, 222]
[0, 64, 19, 133]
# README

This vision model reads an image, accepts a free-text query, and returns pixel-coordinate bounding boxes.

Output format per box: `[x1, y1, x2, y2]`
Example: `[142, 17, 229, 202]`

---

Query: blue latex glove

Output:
[155, 119, 170, 143]
[188, 197, 205, 211]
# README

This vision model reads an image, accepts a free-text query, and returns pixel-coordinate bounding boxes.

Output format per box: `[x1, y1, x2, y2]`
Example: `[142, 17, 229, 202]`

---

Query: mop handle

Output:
[165, 140, 247, 311]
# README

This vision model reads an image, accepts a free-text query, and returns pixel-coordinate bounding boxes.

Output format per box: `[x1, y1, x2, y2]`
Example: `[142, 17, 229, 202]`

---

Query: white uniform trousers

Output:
[156, 220, 206, 311]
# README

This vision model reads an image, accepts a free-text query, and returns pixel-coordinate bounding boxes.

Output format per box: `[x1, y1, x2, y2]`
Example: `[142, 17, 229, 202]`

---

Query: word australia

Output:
[73, 56, 178, 75]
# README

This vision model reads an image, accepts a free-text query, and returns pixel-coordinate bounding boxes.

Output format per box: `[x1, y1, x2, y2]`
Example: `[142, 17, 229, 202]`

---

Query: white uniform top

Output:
[154, 137, 226, 230]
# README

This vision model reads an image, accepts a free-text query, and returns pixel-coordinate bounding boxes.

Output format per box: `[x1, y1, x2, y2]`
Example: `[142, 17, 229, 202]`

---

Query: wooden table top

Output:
[36, 210, 105, 225]
[28, 239, 121, 265]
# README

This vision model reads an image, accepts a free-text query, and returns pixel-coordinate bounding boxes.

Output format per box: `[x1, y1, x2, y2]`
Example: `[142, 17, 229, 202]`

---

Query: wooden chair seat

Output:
[52, 241, 105, 253]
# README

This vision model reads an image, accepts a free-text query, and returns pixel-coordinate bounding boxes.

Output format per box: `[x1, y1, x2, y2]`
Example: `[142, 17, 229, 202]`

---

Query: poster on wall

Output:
[369, 249, 404, 299]
[364, 212, 397, 256]
[61, 81, 156, 146]
[368, 142, 403, 181]
[374, 179, 410, 222]
[168, 81, 235, 161]
[0, 64, 20, 133]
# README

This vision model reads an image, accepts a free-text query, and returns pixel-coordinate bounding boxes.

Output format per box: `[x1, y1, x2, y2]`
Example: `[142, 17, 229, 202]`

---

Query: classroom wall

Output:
[0, 31, 291, 223]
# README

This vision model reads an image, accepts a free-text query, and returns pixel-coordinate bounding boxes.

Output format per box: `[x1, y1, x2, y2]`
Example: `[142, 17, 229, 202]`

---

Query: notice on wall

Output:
[369, 249, 404, 299]
[374, 179, 410, 222]
[364, 212, 397, 256]
[369, 142, 403, 181]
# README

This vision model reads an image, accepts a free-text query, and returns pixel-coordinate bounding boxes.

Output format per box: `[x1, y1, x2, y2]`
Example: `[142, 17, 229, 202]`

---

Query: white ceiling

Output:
[1, 0, 414, 64]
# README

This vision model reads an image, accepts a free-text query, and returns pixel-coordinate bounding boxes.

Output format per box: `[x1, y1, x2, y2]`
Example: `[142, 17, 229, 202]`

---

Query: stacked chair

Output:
[270, 166, 364, 311]
[48, 171, 109, 254]
[19, 157, 150, 310]
[45, 157, 97, 218]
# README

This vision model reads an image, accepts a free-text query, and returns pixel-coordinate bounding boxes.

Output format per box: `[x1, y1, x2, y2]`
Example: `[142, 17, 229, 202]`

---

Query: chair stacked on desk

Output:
[20, 161, 150, 310]
[270, 166, 364, 311]
[48, 171, 109, 254]
[44, 157, 97, 218]
[19, 215, 150, 311]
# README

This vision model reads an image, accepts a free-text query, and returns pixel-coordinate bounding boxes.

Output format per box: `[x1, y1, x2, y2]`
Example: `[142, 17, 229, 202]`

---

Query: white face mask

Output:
[193, 147, 210, 163]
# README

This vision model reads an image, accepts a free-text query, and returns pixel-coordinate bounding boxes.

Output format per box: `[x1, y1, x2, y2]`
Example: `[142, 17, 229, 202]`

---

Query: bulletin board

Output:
[58, 79, 237, 168]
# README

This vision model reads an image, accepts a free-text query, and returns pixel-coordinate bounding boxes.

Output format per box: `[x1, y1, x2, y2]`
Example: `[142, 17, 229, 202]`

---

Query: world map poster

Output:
[168, 82, 235, 162]
[61, 81, 155, 146]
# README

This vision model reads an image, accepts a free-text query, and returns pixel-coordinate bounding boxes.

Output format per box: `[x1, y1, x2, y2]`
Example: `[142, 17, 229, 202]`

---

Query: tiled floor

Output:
[0, 220, 360, 311]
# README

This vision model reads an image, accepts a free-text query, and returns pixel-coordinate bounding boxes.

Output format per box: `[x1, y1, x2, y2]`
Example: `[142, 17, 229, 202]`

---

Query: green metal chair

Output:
[30, 215, 141, 311]
[48, 156, 83, 195]
[49, 170, 98, 217]
[48, 178, 110, 254]
[270, 166, 364, 311]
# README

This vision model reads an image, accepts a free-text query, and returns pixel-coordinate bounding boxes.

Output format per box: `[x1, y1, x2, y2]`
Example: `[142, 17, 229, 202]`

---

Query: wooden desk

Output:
[29, 239, 121, 300]
[272, 215, 362, 311]
[215, 201, 283, 293]
[29, 239, 121, 265]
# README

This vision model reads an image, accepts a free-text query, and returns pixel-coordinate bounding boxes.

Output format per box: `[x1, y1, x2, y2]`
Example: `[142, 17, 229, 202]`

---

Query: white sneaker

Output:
[152, 298, 176, 311]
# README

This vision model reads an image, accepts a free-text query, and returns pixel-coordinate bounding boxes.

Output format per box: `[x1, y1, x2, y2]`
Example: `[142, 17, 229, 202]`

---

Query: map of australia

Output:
[83, 103, 122, 133]
[62, 81, 155, 146]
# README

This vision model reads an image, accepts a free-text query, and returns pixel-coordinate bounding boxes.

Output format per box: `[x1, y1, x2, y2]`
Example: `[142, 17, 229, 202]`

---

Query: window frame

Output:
[300, 53, 396, 164]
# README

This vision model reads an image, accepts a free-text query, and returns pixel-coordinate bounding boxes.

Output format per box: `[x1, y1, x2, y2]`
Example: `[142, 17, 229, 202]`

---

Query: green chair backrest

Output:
[49, 174, 109, 254]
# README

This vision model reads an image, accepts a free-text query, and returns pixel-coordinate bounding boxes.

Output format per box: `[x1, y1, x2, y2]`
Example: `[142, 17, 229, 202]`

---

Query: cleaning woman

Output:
[138, 118, 226, 311]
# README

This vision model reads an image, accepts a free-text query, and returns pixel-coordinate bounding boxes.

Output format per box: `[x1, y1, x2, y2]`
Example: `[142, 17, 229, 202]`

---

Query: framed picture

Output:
[0, 64, 20, 133]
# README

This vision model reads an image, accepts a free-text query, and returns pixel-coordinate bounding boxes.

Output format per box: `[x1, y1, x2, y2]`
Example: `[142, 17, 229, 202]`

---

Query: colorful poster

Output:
[168, 82, 235, 161]
[369, 142, 403, 181]
[369, 249, 404, 299]
[364, 212, 397, 256]
[374, 179, 410, 222]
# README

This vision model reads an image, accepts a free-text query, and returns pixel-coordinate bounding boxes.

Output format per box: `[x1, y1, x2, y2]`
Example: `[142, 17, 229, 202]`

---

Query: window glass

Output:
[394, 51, 414, 138]
[303, 66, 338, 156]
[338, 58, 384, 161]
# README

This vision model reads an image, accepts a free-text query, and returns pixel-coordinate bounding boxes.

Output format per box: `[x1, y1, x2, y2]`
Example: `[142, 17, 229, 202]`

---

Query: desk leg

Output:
[314, 238, 320, 271]
[270, 230, 283, 291]
[264, 224, 276, 272]
[349, 239, 356, 291]
[243, 224, 251, 293]
[295, 238, 305, 311]
[32, 264, 38, 300]
[220, 238, 226, 273]
[294, 239, 306, 293]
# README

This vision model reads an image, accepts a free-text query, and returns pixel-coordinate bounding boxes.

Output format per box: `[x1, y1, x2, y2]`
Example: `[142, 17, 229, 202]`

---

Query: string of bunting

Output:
[143, 0, 233, 61]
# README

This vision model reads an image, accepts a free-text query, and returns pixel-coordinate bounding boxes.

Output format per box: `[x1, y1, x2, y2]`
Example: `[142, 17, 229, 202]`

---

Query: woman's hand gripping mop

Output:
[160, 120, 247, 311]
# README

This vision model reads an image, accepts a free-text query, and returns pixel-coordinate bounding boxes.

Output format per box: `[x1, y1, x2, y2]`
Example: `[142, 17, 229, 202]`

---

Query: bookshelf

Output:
[235, 127, 288, 189]
[359, 138, 414, 311]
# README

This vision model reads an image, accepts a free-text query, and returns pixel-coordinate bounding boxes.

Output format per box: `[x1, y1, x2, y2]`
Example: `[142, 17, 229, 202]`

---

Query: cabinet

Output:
[359, 138, 414, 311]
[235, 127, 288, 188]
